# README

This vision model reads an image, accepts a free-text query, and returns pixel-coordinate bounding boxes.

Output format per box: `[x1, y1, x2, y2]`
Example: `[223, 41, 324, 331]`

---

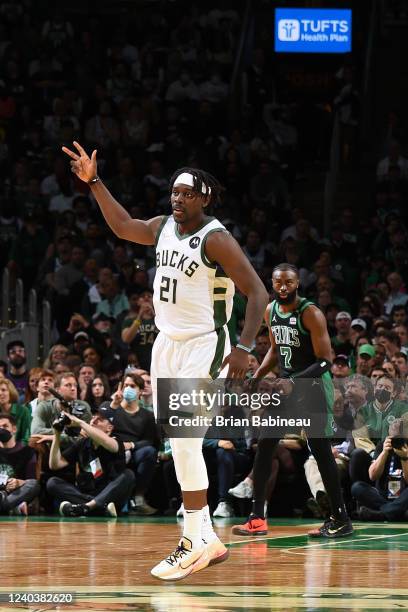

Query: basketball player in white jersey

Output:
[62, 141, 268, 580]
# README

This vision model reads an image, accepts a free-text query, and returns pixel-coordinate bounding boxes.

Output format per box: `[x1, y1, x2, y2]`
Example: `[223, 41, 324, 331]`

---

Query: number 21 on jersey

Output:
[160, 276, 177, 304]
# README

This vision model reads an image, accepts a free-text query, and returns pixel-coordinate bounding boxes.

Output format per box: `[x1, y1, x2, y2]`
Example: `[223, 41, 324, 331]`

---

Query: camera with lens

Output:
[389, 418, 408, 450]
[391, 437, 408, 450]
[52, 411, 72, 432]
[52, 401, 87, 433]
[50, 388, 87, 434]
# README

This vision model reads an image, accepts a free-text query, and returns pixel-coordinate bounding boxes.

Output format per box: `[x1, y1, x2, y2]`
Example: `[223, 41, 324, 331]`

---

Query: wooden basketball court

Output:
[1, 516, 407, 611]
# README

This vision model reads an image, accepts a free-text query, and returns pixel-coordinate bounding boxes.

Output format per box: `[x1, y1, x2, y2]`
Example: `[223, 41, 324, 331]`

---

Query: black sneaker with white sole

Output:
[308, 516, 354, 538]
[59, 502, 90, 517]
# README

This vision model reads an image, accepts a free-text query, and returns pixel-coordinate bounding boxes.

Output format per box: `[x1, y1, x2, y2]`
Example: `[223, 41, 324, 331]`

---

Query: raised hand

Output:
[111, 382, 123, 407]
[61, 141, 97, 183]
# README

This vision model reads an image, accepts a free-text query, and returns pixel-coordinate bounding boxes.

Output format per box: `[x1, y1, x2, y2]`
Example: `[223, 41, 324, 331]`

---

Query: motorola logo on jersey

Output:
[189, 236, 201, 249]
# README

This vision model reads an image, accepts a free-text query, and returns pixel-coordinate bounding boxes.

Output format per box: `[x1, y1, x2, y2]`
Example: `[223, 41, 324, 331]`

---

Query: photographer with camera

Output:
[30, 372, 92, 449]
[351, 418, 408, 521]
[46, 406, 135, 517]
[0, 414, 40, 515]
[347, 374, 406, 485]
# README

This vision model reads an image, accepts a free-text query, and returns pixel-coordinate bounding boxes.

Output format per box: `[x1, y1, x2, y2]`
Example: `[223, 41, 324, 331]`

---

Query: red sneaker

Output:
[231, 515, 268, 536]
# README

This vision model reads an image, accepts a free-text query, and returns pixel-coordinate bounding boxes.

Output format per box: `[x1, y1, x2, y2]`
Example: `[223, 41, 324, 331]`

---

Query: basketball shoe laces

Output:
[322, 516, 342, 530]
[165, 541, 190, 566]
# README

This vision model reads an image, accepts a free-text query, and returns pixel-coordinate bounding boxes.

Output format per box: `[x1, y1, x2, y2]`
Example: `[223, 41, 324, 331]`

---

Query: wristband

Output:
[236, 343, 252, 353]
[133, 319, 141, 326]
[88, 176, 100, 184]
[292, 359, 332, 379]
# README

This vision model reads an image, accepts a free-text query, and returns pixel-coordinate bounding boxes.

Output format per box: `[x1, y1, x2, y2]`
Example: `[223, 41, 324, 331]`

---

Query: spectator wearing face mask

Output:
[349, 374, 406, 485]
[0, 413, 40, 515]
[355, 375, 406, 440]
[107, 373, 159, 515]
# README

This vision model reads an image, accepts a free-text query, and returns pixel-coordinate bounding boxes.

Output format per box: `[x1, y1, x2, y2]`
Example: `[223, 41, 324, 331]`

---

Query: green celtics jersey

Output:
[269, 297, 316, 376]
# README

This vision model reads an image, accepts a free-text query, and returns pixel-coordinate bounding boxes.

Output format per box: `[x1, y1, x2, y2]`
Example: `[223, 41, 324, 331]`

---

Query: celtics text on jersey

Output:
[269, 297, 316, 376]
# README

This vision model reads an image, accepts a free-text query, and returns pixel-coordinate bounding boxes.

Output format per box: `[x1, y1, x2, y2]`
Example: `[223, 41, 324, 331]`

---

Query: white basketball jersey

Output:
[153, 216, 235, 340]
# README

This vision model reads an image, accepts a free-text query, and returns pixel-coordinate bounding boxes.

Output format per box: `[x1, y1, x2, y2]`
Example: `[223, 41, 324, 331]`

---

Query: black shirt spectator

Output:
[112, 406, 159, 449]
[62, 433, 126, 492]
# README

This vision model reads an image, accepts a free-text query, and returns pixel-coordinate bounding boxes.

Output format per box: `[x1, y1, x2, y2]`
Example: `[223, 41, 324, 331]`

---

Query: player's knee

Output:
[173, 446, 208, 490]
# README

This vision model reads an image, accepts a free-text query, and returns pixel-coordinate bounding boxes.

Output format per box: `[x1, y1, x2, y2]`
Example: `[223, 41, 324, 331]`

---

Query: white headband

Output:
[174, 172, 211, 195]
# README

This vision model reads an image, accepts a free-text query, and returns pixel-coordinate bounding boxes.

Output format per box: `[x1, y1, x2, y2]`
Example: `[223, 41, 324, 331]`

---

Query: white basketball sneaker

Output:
[151, 536, 206, 581]
[213, 501, 234, 517]
[191, 536, 229, 574]
[228, 480, 253, 499]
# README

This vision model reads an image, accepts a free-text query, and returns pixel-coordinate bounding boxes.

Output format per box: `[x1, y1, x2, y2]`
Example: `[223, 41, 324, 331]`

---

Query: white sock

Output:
[183, 508, 203, 549]
[201, 505, 218, 543]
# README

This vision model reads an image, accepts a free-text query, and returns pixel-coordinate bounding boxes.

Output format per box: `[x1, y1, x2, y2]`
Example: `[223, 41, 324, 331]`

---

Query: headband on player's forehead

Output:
[174, 172, 211, 195]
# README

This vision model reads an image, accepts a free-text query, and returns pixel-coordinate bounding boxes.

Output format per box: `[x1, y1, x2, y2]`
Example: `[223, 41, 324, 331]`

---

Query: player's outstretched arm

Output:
[62, 141, 162, 245]
[206, 231, 269, 377]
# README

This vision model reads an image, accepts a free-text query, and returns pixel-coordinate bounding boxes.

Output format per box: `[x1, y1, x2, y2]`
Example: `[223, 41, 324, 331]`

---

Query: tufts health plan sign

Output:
[275, 8, 352, 54]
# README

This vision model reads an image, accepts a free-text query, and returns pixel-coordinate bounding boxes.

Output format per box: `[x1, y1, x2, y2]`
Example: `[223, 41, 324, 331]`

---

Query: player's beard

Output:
[273, 289, 297, 305]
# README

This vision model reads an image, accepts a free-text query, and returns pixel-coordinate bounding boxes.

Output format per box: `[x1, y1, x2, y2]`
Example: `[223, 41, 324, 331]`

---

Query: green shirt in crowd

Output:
[9, 403, 32, 445]
[356, 400, 408, 441]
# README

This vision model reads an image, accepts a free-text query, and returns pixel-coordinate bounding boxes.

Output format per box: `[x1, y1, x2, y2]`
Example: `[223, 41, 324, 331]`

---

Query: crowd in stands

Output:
[0, 1, 408, 521]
